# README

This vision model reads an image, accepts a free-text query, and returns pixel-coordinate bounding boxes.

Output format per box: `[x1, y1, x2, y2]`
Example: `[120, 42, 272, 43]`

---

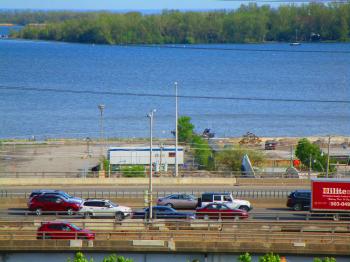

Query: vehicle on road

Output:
[28, 189, 83, 207]
[287, 190, 311, 211]
[132, 206, 195, 219]
[196, 203, 249, 220]
[311, 179, 350, 215]
[198, 192, 252, 211]
[37, 222, 95, 240]
[28, 194, 81, 216]
[78, 199, 132, 220]
[157, 193, 197, 209]
[264, 140, 277, 150]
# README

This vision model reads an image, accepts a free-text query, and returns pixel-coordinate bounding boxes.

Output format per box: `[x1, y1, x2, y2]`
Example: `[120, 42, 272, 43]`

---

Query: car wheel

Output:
[293, 203, 302, 211]
[67, 208, 74, 216]
[115, 212, 124, 221]
[84, 212, 92, 219]
[165, 203, 174, 208]
[239, 206, 249, 212]
[35, 208, 42, 216]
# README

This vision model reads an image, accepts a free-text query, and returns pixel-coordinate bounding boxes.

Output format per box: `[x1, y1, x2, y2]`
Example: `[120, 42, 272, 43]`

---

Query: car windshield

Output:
[60, 192, 73, 199]
[69, 224, 81, 231]
[108, 201, 118, 207]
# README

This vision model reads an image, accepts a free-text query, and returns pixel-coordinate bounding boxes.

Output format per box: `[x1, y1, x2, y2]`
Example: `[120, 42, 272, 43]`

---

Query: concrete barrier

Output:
[0, 239, 349, 255]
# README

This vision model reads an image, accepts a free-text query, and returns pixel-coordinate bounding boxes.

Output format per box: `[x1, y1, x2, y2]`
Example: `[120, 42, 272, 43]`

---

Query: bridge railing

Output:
[0, 213, 349, 227]
[0, 228, 350, 243]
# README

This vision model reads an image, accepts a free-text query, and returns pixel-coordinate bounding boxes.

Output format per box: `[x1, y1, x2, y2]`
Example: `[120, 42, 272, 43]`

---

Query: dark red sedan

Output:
[196, 203, 249, 220]
[37, 222, 95, 240]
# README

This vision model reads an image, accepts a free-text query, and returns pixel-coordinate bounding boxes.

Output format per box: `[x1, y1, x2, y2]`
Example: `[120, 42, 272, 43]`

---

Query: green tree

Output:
[295, 138, 334, 173]
[177, 116, 195, 143]
[191, 134, 214, 170]
[67, 252, 93, 262]
[215, 146, 265, 172]
[238, 252, 252, 262]
[258, 252, 280, 262]
[102, 254, 133, 262]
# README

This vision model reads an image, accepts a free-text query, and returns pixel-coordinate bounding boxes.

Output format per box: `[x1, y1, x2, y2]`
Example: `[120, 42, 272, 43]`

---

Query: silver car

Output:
[157, 194, 198, 209]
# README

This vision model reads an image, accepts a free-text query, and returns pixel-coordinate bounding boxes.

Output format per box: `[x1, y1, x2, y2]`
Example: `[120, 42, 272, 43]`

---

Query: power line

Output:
[1, 85, 349, 104]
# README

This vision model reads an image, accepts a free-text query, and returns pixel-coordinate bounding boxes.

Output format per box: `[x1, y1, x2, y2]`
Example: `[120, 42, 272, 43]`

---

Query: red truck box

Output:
[311, 179, 350, 212]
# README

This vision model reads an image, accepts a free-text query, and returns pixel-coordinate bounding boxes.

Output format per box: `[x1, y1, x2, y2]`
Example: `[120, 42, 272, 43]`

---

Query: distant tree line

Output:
[7, 3, 350, 44]
[0, 10, 97, 25]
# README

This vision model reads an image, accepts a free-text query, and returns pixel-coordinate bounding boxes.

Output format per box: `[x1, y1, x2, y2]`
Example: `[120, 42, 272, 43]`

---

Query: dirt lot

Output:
[0, 136, 349, 174]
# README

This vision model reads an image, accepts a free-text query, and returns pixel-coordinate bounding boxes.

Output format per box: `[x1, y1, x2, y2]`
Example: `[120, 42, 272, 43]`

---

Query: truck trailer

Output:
[311, 178, 350, 213]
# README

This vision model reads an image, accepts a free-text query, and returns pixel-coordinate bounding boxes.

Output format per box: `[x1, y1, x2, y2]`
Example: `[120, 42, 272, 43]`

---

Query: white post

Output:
[175, 82, 178, 177]
[98, 104, 105, 171]
[148, 109, 156, 220]
[326, 135, 331, 178]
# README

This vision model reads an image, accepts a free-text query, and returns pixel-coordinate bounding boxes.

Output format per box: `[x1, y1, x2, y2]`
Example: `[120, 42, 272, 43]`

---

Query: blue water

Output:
[2, 252, 350, 262]
[0, 26, 349, 139]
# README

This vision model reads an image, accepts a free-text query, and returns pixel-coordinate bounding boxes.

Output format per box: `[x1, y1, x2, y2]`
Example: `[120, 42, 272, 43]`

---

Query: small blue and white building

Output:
[108, 146, 184, 166]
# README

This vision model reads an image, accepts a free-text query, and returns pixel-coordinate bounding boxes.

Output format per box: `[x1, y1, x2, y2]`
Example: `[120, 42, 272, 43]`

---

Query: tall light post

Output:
[98, 104, 105, 171]
[326, 135, 331, 178]
[147, 109, 156, 220]
[174, 82, 178, 177]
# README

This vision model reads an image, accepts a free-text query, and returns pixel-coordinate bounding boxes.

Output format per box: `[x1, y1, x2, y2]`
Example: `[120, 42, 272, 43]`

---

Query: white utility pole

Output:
[175, 81, 178, 177]
[326, 135, 331, 178]
[147, 109, 156, 220]
[98, 104, 105, 171]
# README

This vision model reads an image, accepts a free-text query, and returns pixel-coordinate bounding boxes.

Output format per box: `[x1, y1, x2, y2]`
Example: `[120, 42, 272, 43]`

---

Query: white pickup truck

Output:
[199, 192, 252, 211]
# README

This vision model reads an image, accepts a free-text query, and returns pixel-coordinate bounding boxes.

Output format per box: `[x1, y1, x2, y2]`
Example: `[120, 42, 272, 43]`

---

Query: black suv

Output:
[286, 190, 311, 211]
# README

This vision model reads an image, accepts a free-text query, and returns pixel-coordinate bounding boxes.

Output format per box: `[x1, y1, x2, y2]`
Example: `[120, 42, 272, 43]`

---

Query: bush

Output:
[215, 146, 265, 172]
[121, 165, 145, 177]
[191, 134, 214, 170]
[314, 258, 337, 262]
[258, 252, 280, 262]
[238, 252, 252, 262]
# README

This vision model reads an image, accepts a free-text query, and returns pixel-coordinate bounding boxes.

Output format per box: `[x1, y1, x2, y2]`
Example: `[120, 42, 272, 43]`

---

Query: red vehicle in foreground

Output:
[196, 203, 249, 220]
[37, 222, 95, 240]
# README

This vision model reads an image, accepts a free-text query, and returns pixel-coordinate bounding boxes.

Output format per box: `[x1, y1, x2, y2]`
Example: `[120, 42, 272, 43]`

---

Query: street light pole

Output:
[98, 104, 105, 171]
[174, 82, 178, 177]
[326, 135, 331, 178]
[147, 109, 156, 220]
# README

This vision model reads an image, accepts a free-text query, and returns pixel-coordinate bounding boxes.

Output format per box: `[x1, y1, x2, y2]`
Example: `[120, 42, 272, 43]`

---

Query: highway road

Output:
[0, 207, 345, 222]
[0, 185, 309, 199]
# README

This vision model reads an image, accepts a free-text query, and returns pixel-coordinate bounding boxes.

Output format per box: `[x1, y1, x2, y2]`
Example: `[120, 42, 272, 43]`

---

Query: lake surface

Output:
[1, 252, 350, 262]
[0, 26, 349, 139]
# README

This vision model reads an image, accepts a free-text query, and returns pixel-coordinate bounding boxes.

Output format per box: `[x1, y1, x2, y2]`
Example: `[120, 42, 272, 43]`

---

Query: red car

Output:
[196, 203, 249, 220]
[37, 222, 95, 240]
[29, 194, 81, 216]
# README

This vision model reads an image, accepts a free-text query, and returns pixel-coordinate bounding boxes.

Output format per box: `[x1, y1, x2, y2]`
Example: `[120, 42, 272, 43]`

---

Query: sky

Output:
[0, 0, 244, 11]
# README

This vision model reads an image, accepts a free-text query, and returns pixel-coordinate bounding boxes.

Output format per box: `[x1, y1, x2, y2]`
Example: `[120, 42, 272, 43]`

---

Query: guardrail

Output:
[0, 220, 350, 242]
[0, 189, 293, 199]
